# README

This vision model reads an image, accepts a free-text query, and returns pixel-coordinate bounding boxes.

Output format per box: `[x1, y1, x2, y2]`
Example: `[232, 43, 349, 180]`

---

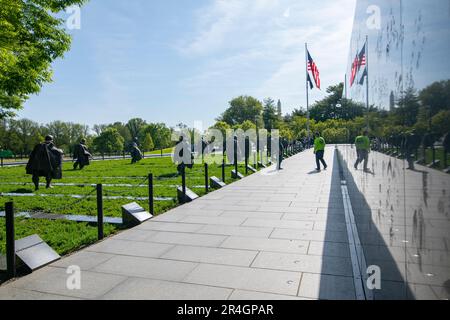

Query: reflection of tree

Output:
[309, 83, 367, 122]
[392, 87, 420, 127]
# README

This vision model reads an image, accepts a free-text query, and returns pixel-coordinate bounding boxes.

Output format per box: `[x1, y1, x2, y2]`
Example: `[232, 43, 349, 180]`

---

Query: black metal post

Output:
[222, 157, 225, 183]
[96, 184, 104, 240]
[5, 202, 15, 279]
[182, 164, 186, 199]
[204, 163, 209, 193]
[148, 173, 154, 215]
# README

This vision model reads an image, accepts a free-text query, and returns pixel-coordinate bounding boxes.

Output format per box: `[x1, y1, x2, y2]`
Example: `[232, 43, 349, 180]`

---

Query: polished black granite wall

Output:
[345, 0, 450, 300]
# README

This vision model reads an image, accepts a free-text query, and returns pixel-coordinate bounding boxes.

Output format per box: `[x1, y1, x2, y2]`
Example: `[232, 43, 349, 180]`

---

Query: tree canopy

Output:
[218, 96, 263, 126]
[0, 0, 87, 118]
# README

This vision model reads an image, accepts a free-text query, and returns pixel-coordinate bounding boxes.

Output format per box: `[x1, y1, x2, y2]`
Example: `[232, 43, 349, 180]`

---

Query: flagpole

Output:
[344, 73, 347, 100]
[365, 35, 369, 130]
[305, 43, 310, 148]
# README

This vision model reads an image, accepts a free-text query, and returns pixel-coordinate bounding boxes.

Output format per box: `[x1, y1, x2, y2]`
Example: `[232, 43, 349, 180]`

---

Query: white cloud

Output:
[177, 0, 357, 113]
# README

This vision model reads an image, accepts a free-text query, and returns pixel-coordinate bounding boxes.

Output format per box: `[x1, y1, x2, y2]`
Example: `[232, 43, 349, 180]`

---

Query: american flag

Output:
[350, 42, 367, 87]
[307, 50, 320, 90]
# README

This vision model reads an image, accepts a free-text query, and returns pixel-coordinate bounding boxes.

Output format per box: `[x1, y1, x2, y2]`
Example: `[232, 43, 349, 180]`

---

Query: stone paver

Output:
[1, 147, 412, 300]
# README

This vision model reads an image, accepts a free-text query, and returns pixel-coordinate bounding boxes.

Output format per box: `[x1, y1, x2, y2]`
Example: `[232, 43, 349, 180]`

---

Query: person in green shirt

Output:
[354, 130, 371, 171]
[313, 132, 327, 171]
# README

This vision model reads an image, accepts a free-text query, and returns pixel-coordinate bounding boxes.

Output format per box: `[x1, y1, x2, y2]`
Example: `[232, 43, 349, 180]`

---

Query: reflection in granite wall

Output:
[345, 0, 450, 299]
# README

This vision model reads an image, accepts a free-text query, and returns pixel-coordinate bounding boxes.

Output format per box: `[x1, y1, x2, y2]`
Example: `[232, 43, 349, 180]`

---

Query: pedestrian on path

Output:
[313, 132, 327, 171]
[354, 130, 371, 171]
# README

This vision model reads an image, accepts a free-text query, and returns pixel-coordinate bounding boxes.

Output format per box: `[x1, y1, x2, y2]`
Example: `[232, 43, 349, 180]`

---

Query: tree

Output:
[0, 0, 87, 118]
[126, 118, 146, 140]
[392, 88, 420, 127]
[431, 110, 450, 137]
[240, 120, 256, 131]
[309, 83, 365, 121]
[144, 123, 172, 150]
[9, 118, 41, 154]
[262, 98, 280, 130]
[93, 128, 124, 155]
[218, 96, 263, 126]
[109, 122, 131, 143]
[419, 80, 450, 117]
[141, 133, 154, 153]
[209, 121, 231, 138]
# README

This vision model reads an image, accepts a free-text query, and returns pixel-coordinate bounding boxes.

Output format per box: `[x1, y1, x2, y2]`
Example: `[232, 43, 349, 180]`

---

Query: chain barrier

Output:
[40, 186, 97, 214]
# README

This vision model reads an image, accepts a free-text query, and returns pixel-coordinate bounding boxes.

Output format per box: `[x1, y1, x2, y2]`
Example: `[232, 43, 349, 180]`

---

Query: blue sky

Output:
[18, 0, 357, 128]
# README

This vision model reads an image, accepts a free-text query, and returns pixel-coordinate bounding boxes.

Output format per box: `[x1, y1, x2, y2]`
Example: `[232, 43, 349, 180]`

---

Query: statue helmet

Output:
[45, 135, 54, 142]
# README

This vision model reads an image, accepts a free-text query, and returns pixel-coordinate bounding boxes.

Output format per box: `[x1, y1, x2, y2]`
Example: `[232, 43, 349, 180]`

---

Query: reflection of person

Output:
[404, 130, 421, 170]
[26, 135, 63, 190]
[130, 137, 143, 164]
[443, 132, 450, 168]
[277, 137, 285, 170]
[313, 132, 327, 171]
[73, 138, 92, 170]
[354, 130, 370, 171]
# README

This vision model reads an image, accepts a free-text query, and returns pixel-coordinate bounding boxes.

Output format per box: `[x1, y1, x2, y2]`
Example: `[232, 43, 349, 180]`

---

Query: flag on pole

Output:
[307, 73, 314, 90]
[307, 50, 321, 90]
[357, 42, 367, 85]
[350, 41, 367, 87]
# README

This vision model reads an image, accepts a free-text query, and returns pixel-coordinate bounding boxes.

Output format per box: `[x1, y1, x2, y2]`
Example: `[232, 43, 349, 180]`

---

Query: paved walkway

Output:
[0, 147, 357, 300]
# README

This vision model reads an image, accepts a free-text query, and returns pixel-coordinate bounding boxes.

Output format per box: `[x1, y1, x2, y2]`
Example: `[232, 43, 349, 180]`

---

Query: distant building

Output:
[277, 99, 282, 116]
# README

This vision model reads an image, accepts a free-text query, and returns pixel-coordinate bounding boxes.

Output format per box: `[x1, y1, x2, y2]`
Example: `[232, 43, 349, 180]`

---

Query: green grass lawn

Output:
[146, 147, 174, 155]
[0, 154, 256, 257]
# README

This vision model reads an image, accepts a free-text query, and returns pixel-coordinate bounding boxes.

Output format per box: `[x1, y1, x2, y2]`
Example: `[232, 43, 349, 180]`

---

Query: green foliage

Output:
[431, 110, 450, 136]
[141, 132, 154, 152]
[209, 121, 231, 137]
[0, 0, 88, 118]
[219, 96, 263, 126]
[144, 123, 172, 150]
[262, 98, 281, 130]
[309, 83, 366, 122]
[418, 80, 450, 117]
[92, 128, 124, 154]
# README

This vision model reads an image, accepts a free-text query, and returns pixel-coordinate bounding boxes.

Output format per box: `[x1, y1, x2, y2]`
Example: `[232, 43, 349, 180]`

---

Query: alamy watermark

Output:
[366, 5, 381, 30]
[367, 265, 381, 290]
[66, 265, 81, 290]
[65, 5, 81, 30]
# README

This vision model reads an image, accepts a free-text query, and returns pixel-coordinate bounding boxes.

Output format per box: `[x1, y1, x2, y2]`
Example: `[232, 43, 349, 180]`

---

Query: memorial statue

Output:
[130, 137, 143, 164]
[175, 135, 193, 175]
[26, 135, 64, 190]
[73, 138, 92, 170]
[277, 137, 285, 170]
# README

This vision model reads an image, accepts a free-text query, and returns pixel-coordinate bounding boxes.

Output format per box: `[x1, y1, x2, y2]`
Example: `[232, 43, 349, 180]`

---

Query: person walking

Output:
[277, 137, 285, 170]
[313, 132, 327, 171]
[354, 130, 371, 171]
[73, 138, 92, 170]
[26, 135, 64, 190]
